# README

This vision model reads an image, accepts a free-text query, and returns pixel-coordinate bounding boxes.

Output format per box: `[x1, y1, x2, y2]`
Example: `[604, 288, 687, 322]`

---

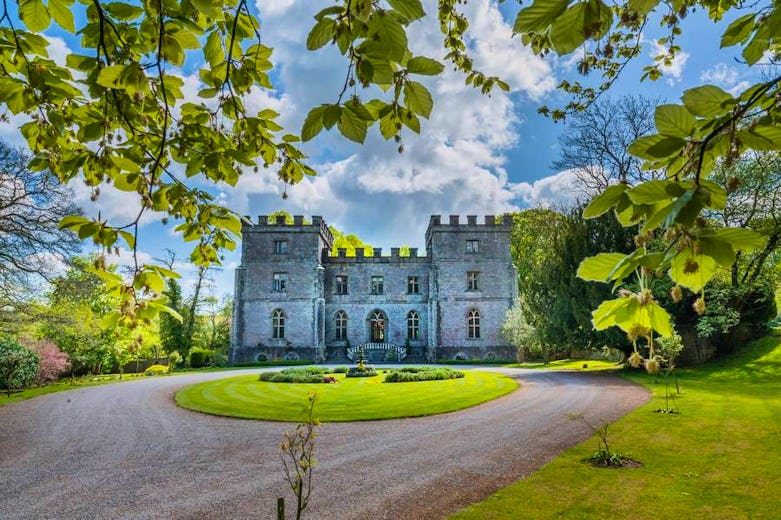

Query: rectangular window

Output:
[466, 240, 479, 253]
[273, 272, 287, 292]
[467, 271, 479, 291]
[407, 276, 420, 294]
[371, 276, 384, 295]
[335, 275, 348, 295]
[274, 240, 288, 254]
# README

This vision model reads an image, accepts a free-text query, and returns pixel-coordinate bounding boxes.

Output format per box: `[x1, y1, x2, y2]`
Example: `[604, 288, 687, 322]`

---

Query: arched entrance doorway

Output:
[368, 310, 386, 343]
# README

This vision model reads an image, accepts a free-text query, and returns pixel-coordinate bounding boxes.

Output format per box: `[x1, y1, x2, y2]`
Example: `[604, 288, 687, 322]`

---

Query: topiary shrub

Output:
[0, 336, 40, 395]
[144, 364, 169, 376]
[189, 348, 213, 368]
[258, 367, 335, 383]
[346, 366, 377, 378]
[384, 366, 464, 383]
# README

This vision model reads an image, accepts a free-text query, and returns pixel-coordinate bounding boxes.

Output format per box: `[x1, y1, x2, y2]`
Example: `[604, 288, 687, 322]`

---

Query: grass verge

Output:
[452, 334, 781, 519]
[505, 359, 623, 371]
[175, 369, 518, 422]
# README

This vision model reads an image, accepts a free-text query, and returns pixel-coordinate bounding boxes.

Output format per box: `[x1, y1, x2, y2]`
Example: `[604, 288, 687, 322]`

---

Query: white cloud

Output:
[511, 169, 581, 208]
[649, 41, 689, 86]
[104, 247, 154, 270]
[233, 0, 558, 247]
[700, 63, 739, 85]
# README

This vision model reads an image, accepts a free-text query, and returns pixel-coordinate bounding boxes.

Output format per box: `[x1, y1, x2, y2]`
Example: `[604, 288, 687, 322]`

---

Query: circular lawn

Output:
[175, 369, 518, 422]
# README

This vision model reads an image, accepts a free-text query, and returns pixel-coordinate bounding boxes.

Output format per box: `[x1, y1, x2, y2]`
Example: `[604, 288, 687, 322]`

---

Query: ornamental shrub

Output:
[0, 336, 40, 395]
[384, 367, 464, 383]
[332, 366, 348, 373]
[189, 348, 213, 368]
[24, 339, 70, 385]
[258, 368, 332, 383]
[144, 364, 169, 376]
[346, 366, 377, 378]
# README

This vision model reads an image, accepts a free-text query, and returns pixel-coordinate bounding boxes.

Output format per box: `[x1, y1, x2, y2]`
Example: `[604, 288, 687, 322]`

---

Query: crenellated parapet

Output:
[323, 246, 425, 263]
[425, 214, 511, 249]
[242, 214, 334, 248]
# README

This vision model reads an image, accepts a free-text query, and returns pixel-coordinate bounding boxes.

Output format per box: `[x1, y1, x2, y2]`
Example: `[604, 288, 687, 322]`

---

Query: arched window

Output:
[272, 309, 286, 339]
[335, 310, 347, 340]
[407, 311, 420, 340]
[467, 309, 480, 339]
[369, 310, 386, 342]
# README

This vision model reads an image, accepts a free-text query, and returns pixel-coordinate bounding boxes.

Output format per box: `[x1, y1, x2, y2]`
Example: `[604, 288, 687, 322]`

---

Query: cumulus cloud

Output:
[511, 169, 581, 208]
[700, 62, 752, 96]
[232, 0, 559, 247]
[649, 41, 689, 86]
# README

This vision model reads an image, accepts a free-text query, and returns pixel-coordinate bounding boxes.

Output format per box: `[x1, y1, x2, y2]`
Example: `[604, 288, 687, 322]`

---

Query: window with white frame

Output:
[273, 272, 287, 292]
[467, 309, 480, 339]
[335, 275, 348, 295]
[274, 240, 288, 254]
[371, 276, 384, 295]
[335, 310, 347, 340]
[407, 311, 420, 340]
[407, 276, 420, 294]
[272, 309, 286, 339]
[467, 271, 479, 291]
[466, 240, 479, 253]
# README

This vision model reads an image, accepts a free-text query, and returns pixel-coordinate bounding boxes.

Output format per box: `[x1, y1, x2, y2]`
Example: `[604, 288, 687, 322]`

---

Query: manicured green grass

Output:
[505, 358, 623, 371]
[453, 334, 781, 520]
[175, 369, 518, 422]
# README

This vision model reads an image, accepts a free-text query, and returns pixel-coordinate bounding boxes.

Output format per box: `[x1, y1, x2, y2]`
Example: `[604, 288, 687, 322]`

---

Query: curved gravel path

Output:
[0, 367, 648, 519]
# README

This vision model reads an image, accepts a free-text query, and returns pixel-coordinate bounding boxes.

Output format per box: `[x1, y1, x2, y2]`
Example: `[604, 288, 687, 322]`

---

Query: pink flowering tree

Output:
[24, 339, 70, 386]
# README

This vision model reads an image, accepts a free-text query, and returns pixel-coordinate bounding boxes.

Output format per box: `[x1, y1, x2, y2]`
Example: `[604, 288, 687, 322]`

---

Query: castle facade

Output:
[230, 215, 517, 363]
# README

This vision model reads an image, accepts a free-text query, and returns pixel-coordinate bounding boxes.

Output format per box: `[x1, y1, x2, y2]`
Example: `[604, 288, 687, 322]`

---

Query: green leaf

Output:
[550, 3, 588, 54]
[714, 228, 766, 252]
[19, 0, 50, 31]
[577, 253, 629, 282]
[386, 0, 425, 21]
[96, 65, 125, 88]
[641, 190, 697, 232]
[104, 2, 143, 19]
[110, 155, 141, 173]
[655, 104, 696, 137]
[720, 13, 755, 47]
[190, 0, 215, 15]
[742, 29, 770, 65]
[738, 126, 781, 151]
[698, 180, 728, 210]
[59, 215, 90, 230]
[681, 85, 734, 117]
[644, 300, 673, 337]
[514, 0, 569, 33]
[627, 180, 684, 204]
[301, 106, 326, 142]
[118, 230, 136, 249]
[628, 134, 687, 160]
[628, 0, 660, 15]
[403, 81, 433, 118]
[49, 0, 75, 32]
[323, 104, 342, 129]
[698, 237, 735, 267]
[407, 56, 444, 76]
[307, 17, 336, 50]
[592, 297, 633, 331]
[337, 107, 368, 143]
[367, 12, 408, 63]
[669, 248, 717, 293]
[204, 31, 225, 68]
[583, 184, 628, 218]
[102, 312, 121, 329]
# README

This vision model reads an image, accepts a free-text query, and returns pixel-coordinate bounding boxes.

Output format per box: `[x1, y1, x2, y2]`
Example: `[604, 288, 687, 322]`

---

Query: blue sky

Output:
[0, 0, 768, 297]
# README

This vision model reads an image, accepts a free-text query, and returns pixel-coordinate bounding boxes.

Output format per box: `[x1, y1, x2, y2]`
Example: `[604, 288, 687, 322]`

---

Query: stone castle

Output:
[230, 214, 517, 363]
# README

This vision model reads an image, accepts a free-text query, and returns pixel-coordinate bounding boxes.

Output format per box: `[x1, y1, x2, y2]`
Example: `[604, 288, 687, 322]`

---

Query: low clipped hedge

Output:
[346, 366, 377, 378]
[258, 366, 333, 383]
[384, 366, 465, 383]
[437, 359, 515, 365]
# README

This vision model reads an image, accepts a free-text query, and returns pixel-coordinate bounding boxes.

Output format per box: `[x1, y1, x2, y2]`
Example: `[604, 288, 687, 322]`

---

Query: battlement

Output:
[323, 246, 426, 263]
[242, 214, 334, 245]
[424, 214, 511, 247]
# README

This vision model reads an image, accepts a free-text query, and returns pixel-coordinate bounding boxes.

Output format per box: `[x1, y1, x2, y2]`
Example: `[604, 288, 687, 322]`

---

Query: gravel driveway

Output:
[0, 367, 648, 519]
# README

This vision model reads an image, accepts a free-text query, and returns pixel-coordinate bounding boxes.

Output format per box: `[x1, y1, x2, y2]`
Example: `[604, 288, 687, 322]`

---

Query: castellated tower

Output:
[425, 215, 518, 360]
[230, 214, 517, 364]
[231, 215, 333, 364]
